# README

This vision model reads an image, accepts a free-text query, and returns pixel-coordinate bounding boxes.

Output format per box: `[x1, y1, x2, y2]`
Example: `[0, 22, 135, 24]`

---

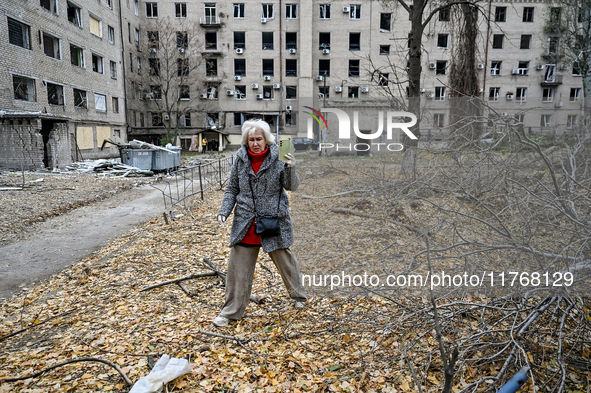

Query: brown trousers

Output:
[219, 246, 307, 320]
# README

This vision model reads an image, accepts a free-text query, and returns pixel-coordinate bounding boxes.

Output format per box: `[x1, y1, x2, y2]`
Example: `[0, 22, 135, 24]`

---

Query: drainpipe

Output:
[116, 0, 130, 142]
[482, 0, 492, 99]
[278, 0, 283, 142]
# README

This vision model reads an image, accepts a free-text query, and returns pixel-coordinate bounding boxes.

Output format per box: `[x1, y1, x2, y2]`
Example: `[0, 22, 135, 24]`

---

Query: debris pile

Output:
[65, 159, 154, 177]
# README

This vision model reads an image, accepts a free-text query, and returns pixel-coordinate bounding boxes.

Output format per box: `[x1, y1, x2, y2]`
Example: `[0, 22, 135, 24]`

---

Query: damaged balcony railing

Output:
[158, 156, 234, 220]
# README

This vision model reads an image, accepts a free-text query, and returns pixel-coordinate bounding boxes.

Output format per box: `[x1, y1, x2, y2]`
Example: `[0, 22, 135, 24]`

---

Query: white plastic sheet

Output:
[128, 354, 192, 393]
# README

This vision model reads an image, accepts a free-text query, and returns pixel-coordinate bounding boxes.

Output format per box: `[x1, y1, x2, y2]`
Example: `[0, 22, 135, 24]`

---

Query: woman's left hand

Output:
[284, 153, 296, 168]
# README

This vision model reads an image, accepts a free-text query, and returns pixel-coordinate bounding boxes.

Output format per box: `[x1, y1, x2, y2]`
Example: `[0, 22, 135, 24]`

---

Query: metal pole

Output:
[198, 164, 204, 200]
[218, 157, 222, 188]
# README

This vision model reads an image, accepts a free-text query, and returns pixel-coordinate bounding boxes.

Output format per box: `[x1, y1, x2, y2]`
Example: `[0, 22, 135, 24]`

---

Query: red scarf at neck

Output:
[247, 147, 269, 174]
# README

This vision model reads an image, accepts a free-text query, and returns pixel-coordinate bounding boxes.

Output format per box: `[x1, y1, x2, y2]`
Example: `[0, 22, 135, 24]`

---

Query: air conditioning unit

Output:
[251, 83, 259, 89]
[316, 75, 324, 81]
[335, 86, 343, 92]
[536, 65, 544, 70]
[361, 86, 369, 93]
[318, 93, 325, 98]
[273, 83, 281, 89]
[477, 64, 485, 69]
[506, 94, 514, 100]
[555, 102, 563, 107]
[426, 93, 434, 98]
[236, 48, 244, 54]
[256, 94, 264, 100]
[234, 75, 241, 81]
[261, 18, 267, 23]
[479, 88, 484, 93]
[164, 114, 170, 120]
[419, 88, 426, 93]
[501, 112, 508, 117]
[343, 6, 350, 12]
[226, 90, 235, 96]
[178, 47, 185, 53]
[511, 69, 519, 75]
[264, 75, 271, 81]
[285, 105, 293, 111]
[289, 48, 297, 54]
[149, 48, 157, 53]
[322, 49, 330, 54]
[509, 114, 515, 118]
[429, 63, 436, 69]
[559, 64, 566, 70]
[199, 93, 208, 99]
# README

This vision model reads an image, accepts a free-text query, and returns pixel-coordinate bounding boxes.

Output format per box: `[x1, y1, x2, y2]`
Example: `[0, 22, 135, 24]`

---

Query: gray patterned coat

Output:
[218, 144, 299, 253]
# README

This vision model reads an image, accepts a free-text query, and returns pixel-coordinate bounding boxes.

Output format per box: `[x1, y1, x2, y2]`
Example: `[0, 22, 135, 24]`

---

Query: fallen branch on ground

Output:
[0, 309, 76, 343]
[330, 207, 424, 236]
[301, 190, 370, 199]
[139, 272, 217, 292]
[0, 357, 133, 386]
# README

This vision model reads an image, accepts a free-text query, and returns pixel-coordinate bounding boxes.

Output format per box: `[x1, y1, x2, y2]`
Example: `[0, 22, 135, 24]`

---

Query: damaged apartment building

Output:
[0, 0, 126, 170]
[2, 0, 585, 165]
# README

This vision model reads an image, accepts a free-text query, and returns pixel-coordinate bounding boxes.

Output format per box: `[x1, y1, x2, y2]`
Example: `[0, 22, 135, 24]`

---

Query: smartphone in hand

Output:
[279, 139, 292, 161]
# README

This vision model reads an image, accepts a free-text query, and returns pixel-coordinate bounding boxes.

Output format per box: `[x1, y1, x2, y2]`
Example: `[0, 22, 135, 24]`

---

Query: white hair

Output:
[240, 119, 275, 146]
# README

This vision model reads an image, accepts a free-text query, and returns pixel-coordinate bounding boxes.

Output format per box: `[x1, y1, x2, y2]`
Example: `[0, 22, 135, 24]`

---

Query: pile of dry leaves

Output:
[0, 157, 589, 393]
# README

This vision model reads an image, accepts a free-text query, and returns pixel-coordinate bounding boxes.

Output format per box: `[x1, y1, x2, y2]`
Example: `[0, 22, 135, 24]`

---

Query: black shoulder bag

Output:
[249, 178, 282, 238]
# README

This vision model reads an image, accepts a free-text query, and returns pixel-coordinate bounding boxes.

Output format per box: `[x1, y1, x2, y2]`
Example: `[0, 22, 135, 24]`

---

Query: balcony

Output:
[541, 74, 562, 86]
[200, 16, 221, 26]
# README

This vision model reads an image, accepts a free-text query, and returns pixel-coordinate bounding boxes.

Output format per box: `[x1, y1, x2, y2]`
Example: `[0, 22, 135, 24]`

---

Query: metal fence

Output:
[158, 156, 234, 220]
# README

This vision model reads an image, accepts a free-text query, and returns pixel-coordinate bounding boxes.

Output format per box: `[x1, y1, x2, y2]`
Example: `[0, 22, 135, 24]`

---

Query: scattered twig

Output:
[301, 189, 370, 199]
[140, 272, 217, 292]
[0, 309, 76, 343]
[0, 357, 133, 386]
[330, 207, 423, 236]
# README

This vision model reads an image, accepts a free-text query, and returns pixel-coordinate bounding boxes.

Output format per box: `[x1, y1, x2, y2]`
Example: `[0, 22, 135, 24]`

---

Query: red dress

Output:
[239, 147, 269, 246]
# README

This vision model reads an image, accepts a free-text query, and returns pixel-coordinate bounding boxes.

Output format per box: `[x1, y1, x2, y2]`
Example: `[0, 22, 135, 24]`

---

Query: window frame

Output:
[349, 4, 361, 20]
[523, 7, 534, 22]
[146, 2, 158, 18]
[542, 88, 554, 102]
[47, 82, 65, 106]
[91, 53, 104, 74]
[285, 4, 297, 19]
[233, 3, 245, 18]
[434, 86, 446, 101]
[262, 4, 274, 19]
[492, 34, 504, 49]
[319, 4, 331, 19]
[42, 32, 62, 60]
[488, 87, 500, 101]
[67, 2, 82, 27]
[73, 88, 87, 108]
[437, 34, 449, 49]
[12, 74, 36, 102]
[175, 2, 187, 18]
[495, 7, 506, 22]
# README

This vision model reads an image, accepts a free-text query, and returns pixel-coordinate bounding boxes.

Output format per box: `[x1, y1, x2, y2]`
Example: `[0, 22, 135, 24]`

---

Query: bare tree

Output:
[128, 17, 206, 145]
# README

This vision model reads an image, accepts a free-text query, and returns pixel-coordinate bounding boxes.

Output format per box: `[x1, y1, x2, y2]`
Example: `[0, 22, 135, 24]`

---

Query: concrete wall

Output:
[0, 119, 44, 170]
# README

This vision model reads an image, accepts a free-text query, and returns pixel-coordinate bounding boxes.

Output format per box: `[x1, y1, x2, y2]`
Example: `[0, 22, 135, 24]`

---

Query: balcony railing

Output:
[200, 16, 220, 26]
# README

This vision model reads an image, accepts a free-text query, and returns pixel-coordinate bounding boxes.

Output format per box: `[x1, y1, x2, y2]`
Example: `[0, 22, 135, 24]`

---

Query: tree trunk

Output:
[401, 0, 426, 178]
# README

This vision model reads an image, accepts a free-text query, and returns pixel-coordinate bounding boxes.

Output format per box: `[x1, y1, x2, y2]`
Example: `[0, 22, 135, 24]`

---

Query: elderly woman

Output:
[214, 120, 307, 327]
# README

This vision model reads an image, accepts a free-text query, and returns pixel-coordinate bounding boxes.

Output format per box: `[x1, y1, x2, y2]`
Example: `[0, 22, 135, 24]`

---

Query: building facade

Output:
[0, 0, 126, 170]
[1, 0, 582, 167]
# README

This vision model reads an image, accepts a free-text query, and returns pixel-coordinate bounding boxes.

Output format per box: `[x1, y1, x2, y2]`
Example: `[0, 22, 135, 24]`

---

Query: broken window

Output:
[319, 32, 330, 50]
[319, 59, 330, 76]
[43, 33, 61, 59]
[47, 83, 64, 105]
[262, 32, 273, 50]
[8, 18, 31, 49]
[234, 59, 246, 76]
[205, 31, 217, 50]
[262, 59, 274, 76]
[67, 2, 82, 26]
[13, 75, 36, 101]
[286, 59, 297, 77]
[70, 44, 84, 67]
[286, 32, 297, 49]
[234, 31, 245, 49]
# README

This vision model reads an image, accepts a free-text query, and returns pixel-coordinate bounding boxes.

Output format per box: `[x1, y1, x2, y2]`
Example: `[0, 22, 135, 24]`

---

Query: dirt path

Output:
[0, 185, 165, 300]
